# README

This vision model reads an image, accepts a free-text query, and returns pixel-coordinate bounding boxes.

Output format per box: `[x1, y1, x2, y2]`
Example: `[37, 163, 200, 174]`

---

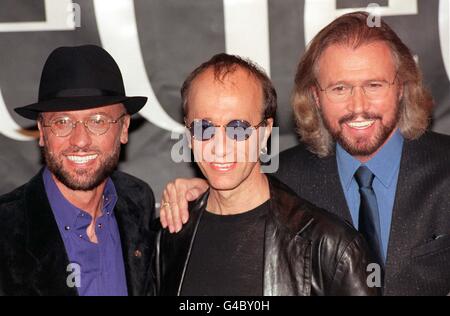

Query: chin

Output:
[206, 175, 242, 192]
[342, 129, 393, 156]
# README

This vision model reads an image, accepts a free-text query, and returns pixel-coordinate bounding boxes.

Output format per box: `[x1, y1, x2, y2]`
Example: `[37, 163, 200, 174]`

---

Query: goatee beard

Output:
[42, 143, 121, 191]
[322, 110, 399, 157]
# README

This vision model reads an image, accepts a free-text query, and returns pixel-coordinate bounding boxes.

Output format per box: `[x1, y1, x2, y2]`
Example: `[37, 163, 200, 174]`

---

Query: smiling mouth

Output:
[66, 154, 98, 164]
[346, 120, 376, 130]
[209, 162, 237, 171]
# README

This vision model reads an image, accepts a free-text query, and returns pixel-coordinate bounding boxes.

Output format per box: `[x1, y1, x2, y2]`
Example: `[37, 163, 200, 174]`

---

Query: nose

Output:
[69, 121, 92, 148]
[347, 86, 369, 114]
[211, 127, 233, 159]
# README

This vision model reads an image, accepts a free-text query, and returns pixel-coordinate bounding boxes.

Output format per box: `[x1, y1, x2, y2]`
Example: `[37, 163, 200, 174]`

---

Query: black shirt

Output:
[181, 200, 269, 296]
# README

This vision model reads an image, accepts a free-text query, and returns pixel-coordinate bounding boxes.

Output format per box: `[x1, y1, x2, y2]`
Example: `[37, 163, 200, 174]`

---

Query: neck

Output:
[52, 174, 105, 219]
[207, 165, 270, 215]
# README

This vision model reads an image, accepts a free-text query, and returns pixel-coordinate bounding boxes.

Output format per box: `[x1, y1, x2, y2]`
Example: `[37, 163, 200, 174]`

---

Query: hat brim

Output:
[14, 95, 148, 120]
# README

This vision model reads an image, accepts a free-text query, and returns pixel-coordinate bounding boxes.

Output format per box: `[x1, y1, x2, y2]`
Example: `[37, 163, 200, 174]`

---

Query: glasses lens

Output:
[190, 119, 215, 141]
[327, 84, 350, 102]
[226, 120, 252, 141]
[87, 114, 110, 135]
[50, 117, 72, 136]
[364, 81, 388, 98]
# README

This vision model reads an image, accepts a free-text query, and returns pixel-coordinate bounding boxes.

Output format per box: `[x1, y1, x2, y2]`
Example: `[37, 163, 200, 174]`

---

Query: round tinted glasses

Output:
[186, 118, 267, 141]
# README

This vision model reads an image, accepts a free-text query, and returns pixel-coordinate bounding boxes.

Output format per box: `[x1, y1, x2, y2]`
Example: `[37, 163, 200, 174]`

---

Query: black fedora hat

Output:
[15, 45, 147, 119]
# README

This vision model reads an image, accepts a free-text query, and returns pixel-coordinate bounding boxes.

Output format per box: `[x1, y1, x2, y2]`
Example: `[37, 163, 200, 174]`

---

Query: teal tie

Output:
[355, 166, 385, 271]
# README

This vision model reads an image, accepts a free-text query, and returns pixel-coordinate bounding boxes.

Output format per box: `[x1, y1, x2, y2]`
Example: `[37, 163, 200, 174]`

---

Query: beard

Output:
[322, 109, 400, 157]
[42, 140, 121, 191]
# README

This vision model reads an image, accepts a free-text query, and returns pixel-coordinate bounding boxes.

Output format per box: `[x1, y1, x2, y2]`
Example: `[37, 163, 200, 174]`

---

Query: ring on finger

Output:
[161, 201, 170, 208]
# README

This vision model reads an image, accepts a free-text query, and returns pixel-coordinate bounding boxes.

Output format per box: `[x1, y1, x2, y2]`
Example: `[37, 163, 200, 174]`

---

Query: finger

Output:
[186, 187, 203, 201]
[176, 183, 189, 226]
[163, 189, 175, 233]
[159, 191, 167, 228]
[185, 179, 209, 201]
[159, 192, 168, 228]
[183, 180, 208, 223]
[167, 183, 182, 233]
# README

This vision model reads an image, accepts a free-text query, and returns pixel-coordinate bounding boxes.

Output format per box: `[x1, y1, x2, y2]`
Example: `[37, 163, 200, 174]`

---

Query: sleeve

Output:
[328, 234, 381, 296]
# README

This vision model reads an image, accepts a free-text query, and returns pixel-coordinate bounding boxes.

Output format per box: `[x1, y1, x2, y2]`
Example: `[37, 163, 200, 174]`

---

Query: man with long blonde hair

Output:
[160, 12, 450, 296]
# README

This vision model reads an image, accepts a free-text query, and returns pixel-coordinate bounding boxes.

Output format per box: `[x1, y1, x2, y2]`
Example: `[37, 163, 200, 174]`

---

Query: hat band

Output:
[41, 88, 123, 100]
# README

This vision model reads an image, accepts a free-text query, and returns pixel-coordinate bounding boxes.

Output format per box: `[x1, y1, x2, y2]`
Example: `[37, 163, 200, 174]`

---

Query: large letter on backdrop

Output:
[304, 0, 418, 43]
[440, 0, 450, 81]
[0, 0, 76, 141]
[93, 0, 184, 134]
[223, 0, 271, 75]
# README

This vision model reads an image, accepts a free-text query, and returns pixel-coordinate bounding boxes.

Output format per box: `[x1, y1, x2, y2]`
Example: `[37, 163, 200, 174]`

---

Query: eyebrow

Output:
[46, 111, 111, 119]
[325, 77, 390, 87]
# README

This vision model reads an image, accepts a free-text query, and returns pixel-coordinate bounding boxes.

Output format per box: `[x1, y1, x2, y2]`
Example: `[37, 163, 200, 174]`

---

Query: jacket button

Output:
[134, 250, 142, 258]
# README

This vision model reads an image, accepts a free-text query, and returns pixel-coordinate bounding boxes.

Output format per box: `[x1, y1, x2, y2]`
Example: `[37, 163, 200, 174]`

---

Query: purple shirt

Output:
[43, 168, 128, 296]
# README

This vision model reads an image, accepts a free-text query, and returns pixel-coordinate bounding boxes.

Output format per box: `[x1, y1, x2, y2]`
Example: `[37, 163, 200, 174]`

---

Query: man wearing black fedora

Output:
[0, 45, 155, 296]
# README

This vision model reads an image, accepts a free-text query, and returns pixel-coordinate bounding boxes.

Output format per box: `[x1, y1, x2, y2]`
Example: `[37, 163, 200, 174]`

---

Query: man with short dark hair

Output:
[0, 45, 155, 296]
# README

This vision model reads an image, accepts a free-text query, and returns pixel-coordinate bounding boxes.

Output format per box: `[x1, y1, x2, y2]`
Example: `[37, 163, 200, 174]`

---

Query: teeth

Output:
[67, 154, 98, 164]
[211, 163, 234, 167]
[347, 120, 375, 129]
[211, 162, 235, 170]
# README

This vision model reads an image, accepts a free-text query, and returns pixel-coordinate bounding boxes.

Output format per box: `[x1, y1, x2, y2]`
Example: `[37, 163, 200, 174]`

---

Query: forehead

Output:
[317, 41, 397, 82]
[187, 67, 263, 121]
[42, 103, 125, 119]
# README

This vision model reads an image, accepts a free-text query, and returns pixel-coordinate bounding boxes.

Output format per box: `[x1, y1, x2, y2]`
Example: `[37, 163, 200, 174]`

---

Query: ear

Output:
[185, 128, 192, 149]
[37, 119, 45, 147]
[120, 114, 131, 144]
[259, 118, 274, 149]
[183, 118, 192, 149]
[311, 86, 321, 109]
[398, 82, 404, 101]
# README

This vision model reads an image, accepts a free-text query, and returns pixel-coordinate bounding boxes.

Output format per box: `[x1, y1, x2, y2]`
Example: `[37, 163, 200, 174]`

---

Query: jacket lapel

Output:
[263, 176, 314, 296]
[25, 171, 77, 296]
[316, 155, 353, 223]
[169, 192, 208, 296]
[114, 195, 150, 296]
[383, 138, 424, 294]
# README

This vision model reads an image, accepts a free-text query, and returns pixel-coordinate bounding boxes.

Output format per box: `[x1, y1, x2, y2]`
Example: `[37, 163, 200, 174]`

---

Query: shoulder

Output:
[402, 131, 450, 177]
[275, 143, 321, 185]
[109, 172, 157, 261]
[304, 206, 360, 245]
[269, 175, 357, 239]
[278, 143, 316, 165]
[111, 170, 155, 202]
[0, 183, 27, 207]
[275, 142, 335, 181]
[0, 179, 36, 238]
[112, 169, 155, 206]
[420, 130, 450, 144]
[406, 131, 450, 156]
[0, 173, 41, 215]
[111, 170, 153, 192]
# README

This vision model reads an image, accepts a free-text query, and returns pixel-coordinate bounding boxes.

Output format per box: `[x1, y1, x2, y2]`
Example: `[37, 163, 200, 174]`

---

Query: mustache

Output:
[61, 146, 101, 155]
[338, 112, 382, 125]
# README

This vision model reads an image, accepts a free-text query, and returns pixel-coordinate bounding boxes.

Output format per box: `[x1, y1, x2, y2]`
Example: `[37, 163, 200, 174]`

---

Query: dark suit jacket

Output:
[0, 169, 156, 296]
[276, 131, 450, 296]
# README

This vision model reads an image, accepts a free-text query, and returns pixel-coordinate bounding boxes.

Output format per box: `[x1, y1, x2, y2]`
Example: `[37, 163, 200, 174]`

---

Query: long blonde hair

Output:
[292, 11, 433, 157]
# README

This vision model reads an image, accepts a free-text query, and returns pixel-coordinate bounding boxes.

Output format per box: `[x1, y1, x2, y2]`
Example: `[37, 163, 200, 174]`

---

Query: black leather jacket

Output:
[153, 176, 379, 296]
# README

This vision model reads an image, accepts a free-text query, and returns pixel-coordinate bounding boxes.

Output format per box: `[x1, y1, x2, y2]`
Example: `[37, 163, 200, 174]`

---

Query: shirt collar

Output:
[336, 129, 404, 189]
[336, 142, 361, 191]
[365, 129, 404, 188]
[43, 167, 118, 235]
